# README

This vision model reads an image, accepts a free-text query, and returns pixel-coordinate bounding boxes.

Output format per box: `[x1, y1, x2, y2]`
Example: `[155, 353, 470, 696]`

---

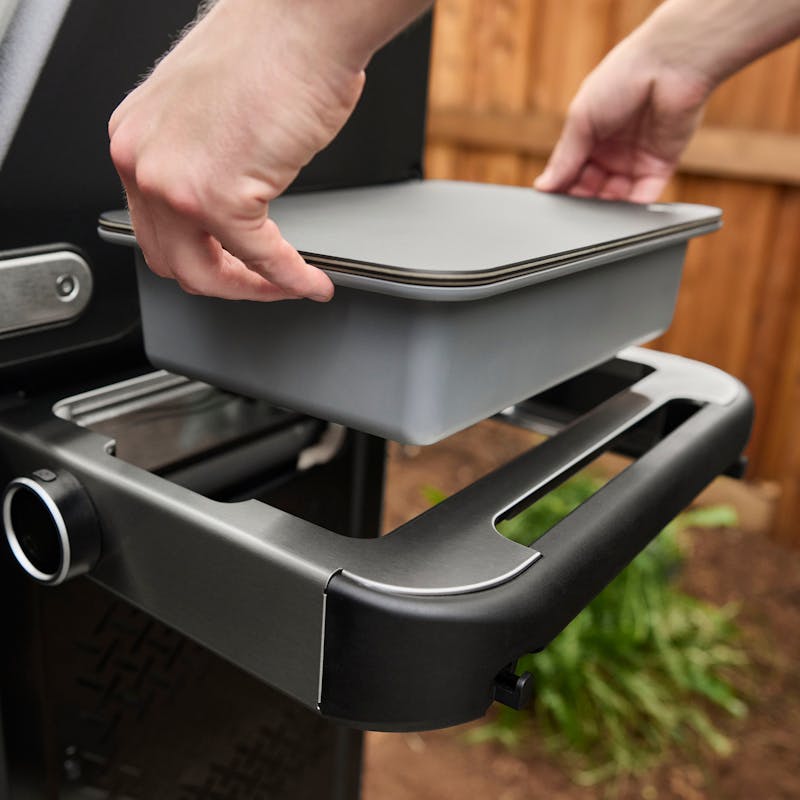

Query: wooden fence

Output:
[424, 0, 800, 546]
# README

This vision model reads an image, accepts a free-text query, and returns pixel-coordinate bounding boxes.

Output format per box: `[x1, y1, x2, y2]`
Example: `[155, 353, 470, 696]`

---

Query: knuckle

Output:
[212, 183, 269, 225]
[108, 129, 137, 179]
[566, 96, 587, 123]
[133, 159, 164, 197]
[107, 115, 119, 143]
[275, 238, 301, 269]
[166, 185, 205, 219]
[175, 275, 203, 295]
[138, 248, 167, 278]
[237, 193, 268, 221]
[147, 263, 170, 279]
[173, 265, 216, 296]
[135, 164, 205, 219]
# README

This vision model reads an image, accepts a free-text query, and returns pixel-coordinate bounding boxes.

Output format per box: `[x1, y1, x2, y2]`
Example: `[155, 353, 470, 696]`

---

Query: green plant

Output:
[427, 473, 747, 782]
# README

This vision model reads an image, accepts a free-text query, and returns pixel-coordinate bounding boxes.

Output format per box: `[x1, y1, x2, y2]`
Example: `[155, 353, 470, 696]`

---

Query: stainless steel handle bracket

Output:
[0, 249, 93, 336]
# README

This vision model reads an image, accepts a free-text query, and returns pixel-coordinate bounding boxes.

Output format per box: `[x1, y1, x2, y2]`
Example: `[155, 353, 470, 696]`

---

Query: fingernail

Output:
[310, 291, 333, 303]
[533, 170, 551, 190]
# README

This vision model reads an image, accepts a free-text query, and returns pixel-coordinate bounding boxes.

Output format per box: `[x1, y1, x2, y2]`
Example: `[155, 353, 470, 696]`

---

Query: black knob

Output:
[492, 666, 534, 711]
[2, 469, 100, 585]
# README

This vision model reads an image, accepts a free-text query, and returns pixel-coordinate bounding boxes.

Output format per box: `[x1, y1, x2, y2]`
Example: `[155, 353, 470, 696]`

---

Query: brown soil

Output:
[363, 420, 800, 800]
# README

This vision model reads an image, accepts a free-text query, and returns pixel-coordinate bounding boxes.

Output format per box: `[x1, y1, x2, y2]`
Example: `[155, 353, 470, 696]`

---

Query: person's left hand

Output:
[534, 31, 712, 203]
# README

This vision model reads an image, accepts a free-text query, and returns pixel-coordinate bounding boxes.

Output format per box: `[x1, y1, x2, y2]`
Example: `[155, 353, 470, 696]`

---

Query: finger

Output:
[125, 186, 172, 279]
[628, 174, 669, 204]
[567, 162, 607, 198]
[568, 184, 599, 199]
[209, 214, 334, 302]
[534, 112, 593, 193]
[598, 173, 633, 201]
[151, 204, 299, 301]
[125, 173, 319, 301]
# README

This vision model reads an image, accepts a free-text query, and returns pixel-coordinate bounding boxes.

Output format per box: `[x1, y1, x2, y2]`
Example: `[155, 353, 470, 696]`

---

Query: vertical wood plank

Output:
[705, 41, 800, 131]
[424, 143, 458, 179]
[745, 188, 800, 544]
[470, 0, 534, 111]
[609, 0, 661, 42]
[757, 279, 800, 547]
[461, 0, 536, 185]
[427, 0, 476, 109]
[529, 0, 616, 114]
[744, 190, 800, 470]
[657, 178, 777, 376]
[426, 0, 477, 179]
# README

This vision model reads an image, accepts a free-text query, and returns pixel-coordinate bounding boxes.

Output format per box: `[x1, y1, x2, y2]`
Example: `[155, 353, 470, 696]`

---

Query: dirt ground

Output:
[362, 420, 800, 800]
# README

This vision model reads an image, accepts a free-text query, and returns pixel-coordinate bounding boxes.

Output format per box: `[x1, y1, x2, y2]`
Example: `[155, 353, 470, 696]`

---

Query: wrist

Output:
[199, 0, 368, 101]
[637, 0, 800, 90]
[620, 6, 718, 106]
[212, 0, 431, 73]
[274, 0, 377, 73]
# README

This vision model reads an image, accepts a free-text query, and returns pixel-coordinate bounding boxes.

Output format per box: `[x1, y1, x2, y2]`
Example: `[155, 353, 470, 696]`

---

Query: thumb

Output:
[210, 214, 334, 302]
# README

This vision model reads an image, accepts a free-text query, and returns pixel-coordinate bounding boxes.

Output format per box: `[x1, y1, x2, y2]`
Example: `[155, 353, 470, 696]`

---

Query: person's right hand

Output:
[108, 0, 366, 302]
[534, 35, 713, 204]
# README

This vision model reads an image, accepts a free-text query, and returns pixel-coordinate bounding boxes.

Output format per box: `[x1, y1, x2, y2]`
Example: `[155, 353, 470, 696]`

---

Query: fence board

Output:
[427, 109, 800, 185]
[427, 0, 477, 180]
[705, 42, 800, 131]
[530, 0, 616, 113]
[748, 189, 800, 545]
[609, 0, 660, 42]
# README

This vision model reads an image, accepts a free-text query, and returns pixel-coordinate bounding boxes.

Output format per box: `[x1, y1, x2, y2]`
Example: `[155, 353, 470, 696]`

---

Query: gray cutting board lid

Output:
[99, 179, 720, 293]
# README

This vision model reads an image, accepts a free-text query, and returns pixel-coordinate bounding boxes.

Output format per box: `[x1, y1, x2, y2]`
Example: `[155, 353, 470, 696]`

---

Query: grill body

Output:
[0, 3, 430, 796]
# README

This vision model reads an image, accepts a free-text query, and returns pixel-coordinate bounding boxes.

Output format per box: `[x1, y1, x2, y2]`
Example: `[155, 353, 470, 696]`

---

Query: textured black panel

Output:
[31, 579, 353, 800]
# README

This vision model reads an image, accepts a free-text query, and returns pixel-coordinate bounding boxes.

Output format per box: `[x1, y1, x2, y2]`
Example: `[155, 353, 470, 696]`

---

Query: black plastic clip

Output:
[492, 666, 534, 710]
[724, 455, 748, 480]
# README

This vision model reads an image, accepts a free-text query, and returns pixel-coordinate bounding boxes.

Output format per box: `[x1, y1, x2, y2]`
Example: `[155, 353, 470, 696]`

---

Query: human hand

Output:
[108, 0, 367, 302]
[535, 0, 800, 203]
[534, 35, 712, 203]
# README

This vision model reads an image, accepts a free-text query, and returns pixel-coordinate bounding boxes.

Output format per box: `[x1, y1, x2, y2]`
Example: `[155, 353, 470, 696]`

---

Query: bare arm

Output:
[109, 0, 432, 302]
[535, 0, 800, 202]
[647, 0, 800, 87]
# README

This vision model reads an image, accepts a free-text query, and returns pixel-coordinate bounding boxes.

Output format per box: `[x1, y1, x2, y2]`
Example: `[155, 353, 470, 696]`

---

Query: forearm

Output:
[205, 0, 433, 73]
[636, 0, 800, 89]
[301, 0, 434, 69]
